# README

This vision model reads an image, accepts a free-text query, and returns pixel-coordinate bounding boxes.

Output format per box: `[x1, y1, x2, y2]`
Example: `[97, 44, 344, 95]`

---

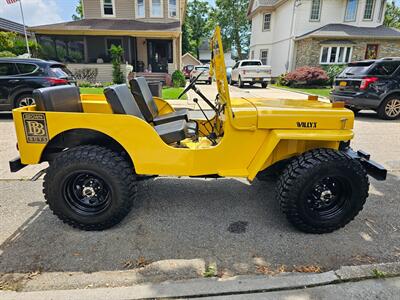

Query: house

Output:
[0, 17, 32, 37]
[198, 40, 236, 67]
[247, 0, 400, 77]
[182, 52, 201, 66]
[29, 0, 187, 82]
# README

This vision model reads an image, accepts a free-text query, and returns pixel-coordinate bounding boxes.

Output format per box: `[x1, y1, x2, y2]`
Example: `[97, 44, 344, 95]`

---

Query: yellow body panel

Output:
[12, 27, 355, 181]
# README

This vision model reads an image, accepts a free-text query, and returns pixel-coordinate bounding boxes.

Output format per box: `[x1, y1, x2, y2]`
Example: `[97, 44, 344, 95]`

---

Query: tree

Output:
[181, 22, 191, 55]
[0, 32, 40, 56]
[186, 0, 213, 59]
[72, 0, 83, 21]
[384, 1, 400, 29]
[212, 0, 250, 60]
[110, 45, 124, 84]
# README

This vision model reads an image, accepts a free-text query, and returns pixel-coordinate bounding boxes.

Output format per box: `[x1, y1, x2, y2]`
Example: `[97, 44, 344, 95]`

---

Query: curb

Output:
[1, 262, 399, 300]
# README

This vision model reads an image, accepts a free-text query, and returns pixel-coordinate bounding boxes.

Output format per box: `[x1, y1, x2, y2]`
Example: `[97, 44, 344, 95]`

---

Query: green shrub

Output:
[109, 45, 124, 84]
[172, 70, 186, 88]
[322, 65, 346, 85]
[0, 51, 16, 57]
[276, 73, 290, 86]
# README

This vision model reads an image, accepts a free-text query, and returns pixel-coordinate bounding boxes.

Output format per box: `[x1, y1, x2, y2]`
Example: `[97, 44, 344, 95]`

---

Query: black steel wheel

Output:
[44, 145, 137, 230]
[277, 148, 369, 234]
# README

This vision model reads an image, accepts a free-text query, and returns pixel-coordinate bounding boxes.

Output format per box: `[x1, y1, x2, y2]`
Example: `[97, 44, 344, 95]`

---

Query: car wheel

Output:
[229, 77, 234, 85]
[378, 96, 400, 120]
[238, 76, 244, 88]
[261, 83, 268, 88]
[44, 145, 137, 231]
[346, 106, 361, 115]
[277, 148, 369, 234]
[15, 93, 35, 108]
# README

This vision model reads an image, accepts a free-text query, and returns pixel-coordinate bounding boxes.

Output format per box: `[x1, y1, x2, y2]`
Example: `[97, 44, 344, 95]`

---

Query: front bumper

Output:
[344, 148, 387, 181]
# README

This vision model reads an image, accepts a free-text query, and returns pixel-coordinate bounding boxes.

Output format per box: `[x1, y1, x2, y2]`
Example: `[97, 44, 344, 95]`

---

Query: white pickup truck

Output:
[230, 60, 272, 88]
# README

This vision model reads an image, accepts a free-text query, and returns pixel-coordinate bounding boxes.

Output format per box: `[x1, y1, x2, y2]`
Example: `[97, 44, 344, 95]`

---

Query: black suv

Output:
[330, 58, 400, 120]
[0, 58, 75, 111]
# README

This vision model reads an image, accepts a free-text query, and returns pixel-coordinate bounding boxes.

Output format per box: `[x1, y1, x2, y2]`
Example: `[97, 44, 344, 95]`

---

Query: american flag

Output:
[5, 0, 19, 4]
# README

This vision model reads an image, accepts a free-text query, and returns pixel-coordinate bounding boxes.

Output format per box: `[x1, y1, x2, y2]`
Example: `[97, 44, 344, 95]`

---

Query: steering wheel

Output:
[178, 70, 205, 99]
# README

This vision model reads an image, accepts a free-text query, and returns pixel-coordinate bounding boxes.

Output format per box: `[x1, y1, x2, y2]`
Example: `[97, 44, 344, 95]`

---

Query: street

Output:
[0, 86, 399, 280]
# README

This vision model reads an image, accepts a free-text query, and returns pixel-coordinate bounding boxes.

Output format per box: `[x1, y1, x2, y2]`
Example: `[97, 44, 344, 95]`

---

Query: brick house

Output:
[247, 0, 400, 77]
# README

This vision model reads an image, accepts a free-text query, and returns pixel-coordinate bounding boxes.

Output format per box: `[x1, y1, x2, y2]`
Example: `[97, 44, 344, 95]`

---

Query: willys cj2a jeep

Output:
[10, 27, 387, 233]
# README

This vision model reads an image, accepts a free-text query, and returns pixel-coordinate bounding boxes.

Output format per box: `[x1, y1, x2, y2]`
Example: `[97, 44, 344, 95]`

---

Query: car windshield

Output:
[49, 65, 73, 78]
[338, 62, 374, 76]
[241, 61, 262, 67]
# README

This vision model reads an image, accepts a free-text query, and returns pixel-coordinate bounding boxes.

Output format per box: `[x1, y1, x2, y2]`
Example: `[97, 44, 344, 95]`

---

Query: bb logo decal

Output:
[296, 121, 317, 128]
[22, 112, 49, 143]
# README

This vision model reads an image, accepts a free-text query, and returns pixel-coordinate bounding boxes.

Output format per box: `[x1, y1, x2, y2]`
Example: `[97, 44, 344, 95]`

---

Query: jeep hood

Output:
[230, 97, 354, 131]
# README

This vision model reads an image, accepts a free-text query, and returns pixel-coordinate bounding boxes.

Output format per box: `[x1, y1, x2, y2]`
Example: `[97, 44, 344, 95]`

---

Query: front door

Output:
[147, 39, 172, 73]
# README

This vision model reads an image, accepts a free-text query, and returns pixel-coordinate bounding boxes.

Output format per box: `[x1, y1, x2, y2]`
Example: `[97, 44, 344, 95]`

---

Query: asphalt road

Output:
[0, 107, 399, 277]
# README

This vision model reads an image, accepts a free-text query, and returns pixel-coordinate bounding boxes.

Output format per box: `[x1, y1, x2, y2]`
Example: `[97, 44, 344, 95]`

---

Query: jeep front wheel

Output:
[277, 149, 369, 234]
[44, 145, 137, 231]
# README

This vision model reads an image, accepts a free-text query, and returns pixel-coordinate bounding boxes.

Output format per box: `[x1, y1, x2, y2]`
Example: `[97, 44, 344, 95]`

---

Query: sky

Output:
[0, 0, 397, 27]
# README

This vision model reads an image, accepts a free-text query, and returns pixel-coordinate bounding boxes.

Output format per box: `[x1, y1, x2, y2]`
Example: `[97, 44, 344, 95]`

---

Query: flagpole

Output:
[18, 0, 31, 56]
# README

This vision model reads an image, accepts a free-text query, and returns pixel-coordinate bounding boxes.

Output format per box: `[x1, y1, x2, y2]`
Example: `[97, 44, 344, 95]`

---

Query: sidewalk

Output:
[1, 262, 399, 299]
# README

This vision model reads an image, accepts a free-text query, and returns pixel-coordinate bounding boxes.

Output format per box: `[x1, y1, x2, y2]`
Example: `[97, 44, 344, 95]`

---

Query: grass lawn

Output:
[271, 84, 332, 98]
[79, 87, 187, 100]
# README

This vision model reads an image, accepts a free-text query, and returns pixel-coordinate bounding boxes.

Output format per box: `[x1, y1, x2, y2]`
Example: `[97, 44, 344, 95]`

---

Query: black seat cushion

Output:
[130, 77, 188, 125]
[104, 84, 196, 144]
[104, 84, 145, 120]
[33, 85, 82, 112]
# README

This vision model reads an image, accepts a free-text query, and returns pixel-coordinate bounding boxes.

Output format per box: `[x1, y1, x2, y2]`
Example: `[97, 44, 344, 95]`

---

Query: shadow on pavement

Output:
[0, 175, 399, 275]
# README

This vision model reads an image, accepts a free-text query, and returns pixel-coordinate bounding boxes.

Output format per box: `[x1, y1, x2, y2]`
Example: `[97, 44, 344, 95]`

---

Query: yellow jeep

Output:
[9, 28, 386, 233]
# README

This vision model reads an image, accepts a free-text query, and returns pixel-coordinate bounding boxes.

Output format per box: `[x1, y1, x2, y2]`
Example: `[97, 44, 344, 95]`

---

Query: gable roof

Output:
[29, 19, 181, 37]
[0, 17, 31, 36]
[182, 52, 201, 65]
[296, 24, 400, 40]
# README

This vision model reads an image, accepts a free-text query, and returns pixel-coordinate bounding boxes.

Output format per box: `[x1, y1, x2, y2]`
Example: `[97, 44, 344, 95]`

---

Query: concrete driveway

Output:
[0, 110, 399, 278]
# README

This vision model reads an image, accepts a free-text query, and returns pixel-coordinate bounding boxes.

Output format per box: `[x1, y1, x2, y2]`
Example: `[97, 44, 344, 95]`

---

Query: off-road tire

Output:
[378, 95, 400, 120]
[277, 148, 369, 234]
[238, 76, 244, 88]
[44, 145, 137, 231]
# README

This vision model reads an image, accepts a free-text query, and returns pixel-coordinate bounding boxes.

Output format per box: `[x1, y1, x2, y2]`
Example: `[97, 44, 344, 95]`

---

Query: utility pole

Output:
[18, 0, 31, 56]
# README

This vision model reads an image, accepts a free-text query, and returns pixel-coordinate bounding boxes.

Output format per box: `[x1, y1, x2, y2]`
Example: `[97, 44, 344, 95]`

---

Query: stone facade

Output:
[294, 38, 400, 71]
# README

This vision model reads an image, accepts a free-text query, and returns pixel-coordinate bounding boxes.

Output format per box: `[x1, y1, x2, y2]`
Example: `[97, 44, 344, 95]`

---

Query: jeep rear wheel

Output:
[277, 148, 369, 234]
[378, 96, 400, 120]
[44, 145, 137, 231]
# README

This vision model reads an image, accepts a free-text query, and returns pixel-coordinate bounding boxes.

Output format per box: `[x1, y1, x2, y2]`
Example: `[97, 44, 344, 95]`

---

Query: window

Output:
[370, 61, 400, 76]
[36, 35, 85, 63]
[365, 44, 379, 59]
[310, 0, 322, 21]
[151, 0, 163, 17]
[345, 0, 358, 21]
[0, 63, 18, 76]
[137, 0, 145, 18]
[320, 46, 353, 64]
[169, 0, 178, 18]
[102, 0, 114, 16]
[106, 38, 122, 53]
[241, 61, 262, 66]
[16, 63, 38, 74]
[378, 0, 385, 21]
[260, 50, 268, 65]
[364, 0, 375, 20]
[263, 13, 271, 31]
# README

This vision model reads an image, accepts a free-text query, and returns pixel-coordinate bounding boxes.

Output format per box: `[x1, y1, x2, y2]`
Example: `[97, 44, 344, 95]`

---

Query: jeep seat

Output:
[130, 77, 188, 125]
[33, 85, 83, 112]
[104, 84, 196, 144]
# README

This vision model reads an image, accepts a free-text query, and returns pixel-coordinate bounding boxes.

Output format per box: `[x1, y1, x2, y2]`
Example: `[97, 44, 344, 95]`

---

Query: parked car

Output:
[190, 65, 212, 84]
[0, 58, 76, 111]
[331, 58, 400, 120]
[182, 64, 194, 79]
[230, 60, 272, 88]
